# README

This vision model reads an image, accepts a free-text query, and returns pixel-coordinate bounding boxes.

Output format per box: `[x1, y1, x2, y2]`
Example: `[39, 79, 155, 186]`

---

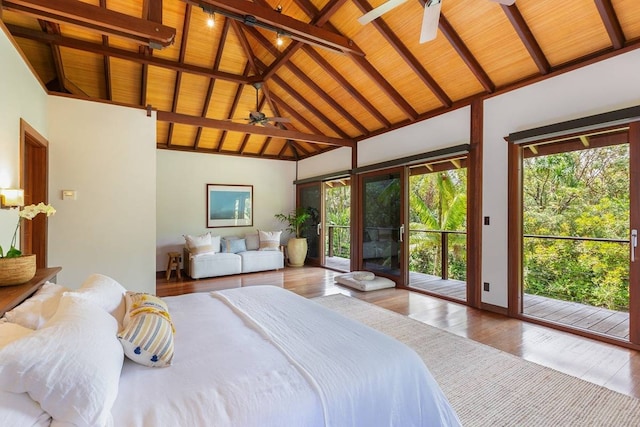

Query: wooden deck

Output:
[324, 256, 630, 341]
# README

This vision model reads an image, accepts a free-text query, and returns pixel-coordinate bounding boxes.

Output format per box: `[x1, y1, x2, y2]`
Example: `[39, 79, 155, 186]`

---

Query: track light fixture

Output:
[207, 12, 215, 28]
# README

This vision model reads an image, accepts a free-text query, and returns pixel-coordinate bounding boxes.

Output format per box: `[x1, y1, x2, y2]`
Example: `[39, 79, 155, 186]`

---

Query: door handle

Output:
[632, 229, 638, 263]
[399, 224, 405, 243]
[317, 223, 322, 236]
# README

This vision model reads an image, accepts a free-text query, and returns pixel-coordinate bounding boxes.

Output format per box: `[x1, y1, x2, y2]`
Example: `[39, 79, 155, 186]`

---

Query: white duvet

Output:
[111, 286, 460, 426]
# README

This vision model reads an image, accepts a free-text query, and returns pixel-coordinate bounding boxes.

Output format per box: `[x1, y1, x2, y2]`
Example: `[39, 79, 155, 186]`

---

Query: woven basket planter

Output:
[0, 254, 36, 286]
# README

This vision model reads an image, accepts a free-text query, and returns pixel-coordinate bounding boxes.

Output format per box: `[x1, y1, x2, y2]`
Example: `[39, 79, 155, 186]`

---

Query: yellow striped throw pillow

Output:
[118, 292, 175, 367]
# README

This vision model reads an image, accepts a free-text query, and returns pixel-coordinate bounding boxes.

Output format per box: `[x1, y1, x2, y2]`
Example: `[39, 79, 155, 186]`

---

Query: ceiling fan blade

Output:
[489, 0, 515, 4]
[358, 0, 408, 25]
[419, 0, 442, 44]
[269, 117, 291, 123]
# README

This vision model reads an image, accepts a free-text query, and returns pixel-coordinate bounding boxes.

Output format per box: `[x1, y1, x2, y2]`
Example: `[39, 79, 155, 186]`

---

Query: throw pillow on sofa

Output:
[184, 232, 220, 255]
[258, 230, 281, 251]
[222, 237, 247, 254]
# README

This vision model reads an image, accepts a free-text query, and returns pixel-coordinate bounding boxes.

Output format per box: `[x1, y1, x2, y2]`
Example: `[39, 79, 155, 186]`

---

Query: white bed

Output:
[0, 276, 460, 427]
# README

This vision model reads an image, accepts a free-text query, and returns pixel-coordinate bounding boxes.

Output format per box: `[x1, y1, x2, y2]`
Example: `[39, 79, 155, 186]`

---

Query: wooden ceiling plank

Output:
[269, 92, 324, 135]
[157, 110, 354, 147]
[195, 18, 231, 150]
[259, 137, 272, 156]
[260, 0, 347, 81]
[302, 45, 390, 128]
[167, 3, 192, 147]
[499, 3, 551, 75]
[594, 0, 625, 50]
[291, 140, 309, 156]
[6, 24, 251, 84]
[436, 13, 496, 92]
[186, 0, 361, 55]
[247, 27, 369, 134]
[38, 20, 67, 93]
[3, 0, 176, 47]
[218, 63, 252, 151]
[348, 52, 418, 120]
[353, 0, 451, 108]
[99, 0, 111, 101]
[268, 70, 351, 139]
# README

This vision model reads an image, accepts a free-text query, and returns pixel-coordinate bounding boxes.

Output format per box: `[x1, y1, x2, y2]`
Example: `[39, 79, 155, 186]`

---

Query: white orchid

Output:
[1, 202, 56, 258]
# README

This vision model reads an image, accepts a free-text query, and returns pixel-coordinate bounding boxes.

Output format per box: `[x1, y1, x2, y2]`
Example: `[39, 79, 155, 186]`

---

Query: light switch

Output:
[62, 190, 77, 200]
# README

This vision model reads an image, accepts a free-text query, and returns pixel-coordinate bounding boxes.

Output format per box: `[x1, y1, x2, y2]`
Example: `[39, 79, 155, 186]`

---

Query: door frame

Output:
[20, 119, 49, 269]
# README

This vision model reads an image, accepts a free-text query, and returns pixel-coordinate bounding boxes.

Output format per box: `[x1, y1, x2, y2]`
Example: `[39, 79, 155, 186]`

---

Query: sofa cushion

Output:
[188, 252, 242, 279]
[240, 250, 284, 273]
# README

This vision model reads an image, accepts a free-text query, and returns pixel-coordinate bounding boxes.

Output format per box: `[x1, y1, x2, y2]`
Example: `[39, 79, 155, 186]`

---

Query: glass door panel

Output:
[359, 168, 405, 284]
[298, 183, 322, 266]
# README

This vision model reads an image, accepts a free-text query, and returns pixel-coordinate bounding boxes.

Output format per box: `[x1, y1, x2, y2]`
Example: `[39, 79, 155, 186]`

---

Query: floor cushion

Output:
[335, 272, 395, 291]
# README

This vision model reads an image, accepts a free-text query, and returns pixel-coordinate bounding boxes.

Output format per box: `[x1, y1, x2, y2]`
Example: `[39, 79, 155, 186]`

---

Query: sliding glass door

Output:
[358, 167, 407, 285]
[298, 183, 322, 266]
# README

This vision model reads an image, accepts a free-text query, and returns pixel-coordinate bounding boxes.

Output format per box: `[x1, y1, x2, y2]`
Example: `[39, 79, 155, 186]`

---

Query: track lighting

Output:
[276, 31, 284, 46]
[207, 12, 215, 28]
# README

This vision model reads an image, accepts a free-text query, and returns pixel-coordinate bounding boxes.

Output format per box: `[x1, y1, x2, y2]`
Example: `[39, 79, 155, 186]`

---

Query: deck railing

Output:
[523, 234, 629, 311]
[409, 229, 467, 281]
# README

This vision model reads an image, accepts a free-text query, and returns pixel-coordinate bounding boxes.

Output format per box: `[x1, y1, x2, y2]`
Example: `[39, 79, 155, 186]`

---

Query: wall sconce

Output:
[0, 188, 25, 209]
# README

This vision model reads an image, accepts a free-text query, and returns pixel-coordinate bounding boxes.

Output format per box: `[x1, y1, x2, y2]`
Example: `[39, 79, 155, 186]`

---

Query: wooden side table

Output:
[166, 252, 181, 281]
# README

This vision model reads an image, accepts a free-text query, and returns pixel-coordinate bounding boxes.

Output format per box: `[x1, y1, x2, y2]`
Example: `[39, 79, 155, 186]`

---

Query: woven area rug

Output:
[313, 294, 640, 426]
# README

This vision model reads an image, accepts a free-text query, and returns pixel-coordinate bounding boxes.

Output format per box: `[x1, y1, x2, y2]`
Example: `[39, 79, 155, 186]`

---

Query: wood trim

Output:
[507, 142, 523, 317]
[479, 301, 509, 316]
[629, 121, 640, 344]
[0, 267, 61, 316]
[467, 99, 483, 308]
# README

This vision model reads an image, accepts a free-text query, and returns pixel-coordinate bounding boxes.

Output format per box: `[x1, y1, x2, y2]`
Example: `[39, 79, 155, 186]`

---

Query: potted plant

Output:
[275, 207, 311, 267]
[0, 202, 56, 286]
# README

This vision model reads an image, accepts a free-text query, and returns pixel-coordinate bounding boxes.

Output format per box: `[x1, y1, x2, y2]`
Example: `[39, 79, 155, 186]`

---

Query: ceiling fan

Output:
[230, 83, 290, 127]
[358, 0, 515, 44]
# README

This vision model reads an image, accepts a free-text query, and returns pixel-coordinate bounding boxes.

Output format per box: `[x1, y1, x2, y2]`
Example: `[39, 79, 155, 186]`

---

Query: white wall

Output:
[0, 24, 48, 253]
[156, 150, 297, 270]
[482, 49, 640, 307]
[298, 147, 352, 180]
[357, 107, 471, 167]
[47, 96, 157, 293]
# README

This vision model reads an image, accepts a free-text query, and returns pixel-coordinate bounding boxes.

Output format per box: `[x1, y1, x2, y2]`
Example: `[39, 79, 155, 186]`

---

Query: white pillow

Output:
[0, 391, 50, 427]
[2, 282, 69, 329]
[74, 273, 126, 327]
[258, 230, 282, 251]
[0, 322, 33, 348]
[184, 232, 220, 254]
[0, 293, 124, 427]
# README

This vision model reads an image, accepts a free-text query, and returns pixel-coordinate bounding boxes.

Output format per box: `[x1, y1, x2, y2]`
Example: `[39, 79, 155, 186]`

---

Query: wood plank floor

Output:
[157, 266, 640, 400]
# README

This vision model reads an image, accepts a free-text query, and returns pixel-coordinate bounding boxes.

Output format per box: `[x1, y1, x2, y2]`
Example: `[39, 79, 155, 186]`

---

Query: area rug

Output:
[313, 294, 640, 426]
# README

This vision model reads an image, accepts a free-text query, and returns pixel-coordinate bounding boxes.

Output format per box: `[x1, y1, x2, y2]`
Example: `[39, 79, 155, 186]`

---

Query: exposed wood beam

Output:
[38, 20, 67, 93]
[349, 53, 418, 120]
[500, 3, 550, 75]
[167, 3, 191, 147]
[261, 0, 348, 80]
[436, 13, 495, 92]
[353, 0, 451, 108]
[261, 63, 351, 139]
[594, 0, 625, 50]
[216, 62, 250, 151]
[6, 24, 251, 85]
[99, 0, 111, 101]
[302, 46, 390, 128]
[289, 0, 417, 121]
[3, 0, 175, 48]
[269, 92, 325, 136]
[157, 111, 354, 147]
[580, 135, 590, 147]
[259, 137, 272, 156]
[185, 0, 361, 55]
[246, 27, 370, 135]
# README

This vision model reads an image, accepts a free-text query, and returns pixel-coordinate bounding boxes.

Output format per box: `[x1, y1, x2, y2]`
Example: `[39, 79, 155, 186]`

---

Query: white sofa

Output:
[183, 232, 284, 280]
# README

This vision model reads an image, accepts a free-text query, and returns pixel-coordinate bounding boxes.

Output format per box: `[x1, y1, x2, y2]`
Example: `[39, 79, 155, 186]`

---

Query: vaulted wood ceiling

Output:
[1, 0, 639, 161]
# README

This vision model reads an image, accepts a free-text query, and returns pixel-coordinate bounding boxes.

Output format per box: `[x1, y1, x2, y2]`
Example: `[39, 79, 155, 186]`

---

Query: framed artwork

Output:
[206, 184, 253, 228]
